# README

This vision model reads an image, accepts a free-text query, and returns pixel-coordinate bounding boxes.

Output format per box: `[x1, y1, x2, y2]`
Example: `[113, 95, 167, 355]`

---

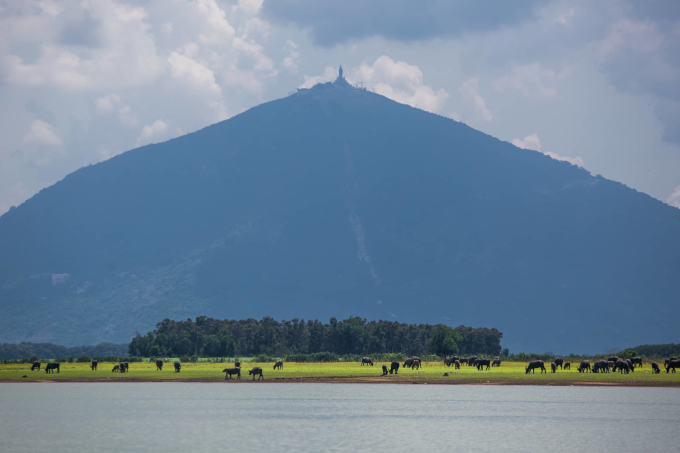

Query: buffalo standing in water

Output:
[389, 362, 400, 374]
[666, 359, 680, 373]
[554, 357, 564, 369]
[174, 361, 181, 373]
[45, 362, 60, 373]
[525, 360, 546, 374]
[651, 362, 661, 374]
[551, 362, 557, 373]
[30, 361, 41, 371]
[273, 360, 284, 370]
[156, 360, 163, 370]
[91, 360, 98, 370]
[223, 367, 241, 379]
[361, 357, 373, 366]
[249, 367, 264, 381]
[577, 361, 591, 373]
[382, 365, 388, 376]
[476, 359, 491, 371]
[112, 365, 120, 372]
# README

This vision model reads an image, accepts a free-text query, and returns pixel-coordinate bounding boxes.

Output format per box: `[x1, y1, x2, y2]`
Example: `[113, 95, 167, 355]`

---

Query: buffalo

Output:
[526, 360, 546, 374]
[174, 361, 181, 372]
[625, 359, 634, 373]
[249, 367, 264, 381]
[607, 361, 615, 371]
[91, 360, 98, 371]
[564, 361, 571, 370]
[467, 356, 478, 366]
[45, 362, 60, 373]
[112, 365, 120, 372]
[651, 362, 661, 374]
[389, 361, 400, 374]
[554, 357, 564, 369]
[630, 357, 642, 368]
[361, 357, 373, 366]
[444, 357, 453, 367]
[607, 356, 619, 363]
[460, 358, 468, 366]
[578, 360, 591, 373]
[119, 362, 128, 373]
[403, 358, 414, 368]
[551, 362, 557, 373]
[156, 359, 163, 370]
[30, 361, 41, 371]
[235, 361, 241, 368]
[273, 360, 284, 370]
[454, 360, 460, 369]
[614, 359, 630, 374]
[492, 358, 501, 367]
[223, 367, 241, 379]
[382, 365, 388, 376]
[412, 359, 421, 370]
[666, 359, 680, 373]
[476, 358, 491, 371]
[592, 360, 607, 373]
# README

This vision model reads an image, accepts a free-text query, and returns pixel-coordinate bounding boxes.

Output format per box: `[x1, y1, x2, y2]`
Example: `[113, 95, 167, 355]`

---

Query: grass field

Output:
[2, 361, 679, 386]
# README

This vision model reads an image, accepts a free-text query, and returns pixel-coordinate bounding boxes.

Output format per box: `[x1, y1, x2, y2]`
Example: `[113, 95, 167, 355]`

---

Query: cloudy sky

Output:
[1, 0, 679, 215]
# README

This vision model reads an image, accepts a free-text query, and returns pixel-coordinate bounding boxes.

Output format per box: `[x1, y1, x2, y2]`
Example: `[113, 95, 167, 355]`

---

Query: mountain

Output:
[1, 76, 679, 353]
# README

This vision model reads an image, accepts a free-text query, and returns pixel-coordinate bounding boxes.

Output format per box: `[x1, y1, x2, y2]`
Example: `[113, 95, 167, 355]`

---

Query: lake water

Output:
[1, 383, 678, 452]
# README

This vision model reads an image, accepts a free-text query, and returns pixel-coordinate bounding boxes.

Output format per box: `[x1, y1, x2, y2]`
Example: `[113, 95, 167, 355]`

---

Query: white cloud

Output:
[512, 133, 584, 167]
[667, 185, 680, 209]
[194, 0, 236, 45]
[136, 120, 168, 146]
[281, 39, 300, 71]
[458, 78, 493, 122]
[556, 8, 576, 26]
[161, 22, 173, 34]
[23, 120, 61, 146]
[493, 63, 559, 98]
[233, 0, 263, 16]
[299, 66, 337, 88]
[351, 56, 449, 113]
[96, 94, 120, 112]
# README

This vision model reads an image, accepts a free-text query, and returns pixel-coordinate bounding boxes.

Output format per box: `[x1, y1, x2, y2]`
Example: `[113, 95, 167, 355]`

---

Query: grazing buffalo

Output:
[526, 360, 546, 374]
[30, 361, 41, 371]
[361, 357, 373, 366]
[156, 360, 163, 370]
[454, 360, 460, 369]
[625, 359, 634, 373]
[607, 361, 615, 371]
[666, 359, 680, 373]
[564, 361, 571, 370]
[223, 367, 241, 379]
[578, 361, 591, 373]
[492, 358, 501, 367]
[551, 362, 557, 373]
[389, 361, 400, 374]
[607, 356, 619, 363]
[554, 357, 564, 369]
[45, 362, 60, 374]
[467, 356, 478, 366]
[592, 360, 607, 373]
[460, 358, 468, 366]
[412, 359, 421, 370]
[614, 359, 630, 374]
[249, 367, 264, 381]
[444, 357, 453, 367]
[273, 360, 284, 370]
[235, 361, 241, 368]
[119, 362, 128, 373]
[630, 357, 642, 368]
[382, 365, 388, 376]
[403, 358, 414, 368]
[476, 359, 491, 371]
[112, 365, 120, 372]
[651, 362, 661, 374]
[91, 360, 98, 370]
[174, 361, 181, 373]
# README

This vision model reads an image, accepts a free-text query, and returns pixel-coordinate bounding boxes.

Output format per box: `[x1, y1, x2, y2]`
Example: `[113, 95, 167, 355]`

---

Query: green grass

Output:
[1, 361, 678, 386]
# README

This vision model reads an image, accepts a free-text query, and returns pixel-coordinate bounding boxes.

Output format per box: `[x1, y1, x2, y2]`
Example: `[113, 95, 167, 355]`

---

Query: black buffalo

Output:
[578, 360, 591, 373]
[249, 367, 264, 380]
[156, 360, 163, 370]
[235, 361, 241, 368]
[492, 358, 501, 367]
[91, 360, 98, 370]
[174, 361, 181, 372]
[454, 360, 460, 369]
[630, 357, 642, 368]
[273, 360, 284, 370]
[467, 356, 478, 366]
[30, 361, 41, 371]
[651, 362, 661, 374]
[444, 357, 453, 367]
[412, 359, 421, 370]
[564, 361, 571, 370]
[554, 357, 564, 369]
[551, 362, 557, 373]
[666, 359, 680, 373]
[119, 362, 128, 373]
[45, 362, 60, 373]
[403, 358, 414, 368]
[460, 358, 468, 366]
[614, 359, 630, 374]
[476, 359, 490, 371]
[526, 360, 546, 374]
[592, 360, 607, 373]
[112, 365, 120, 372]
[607, 356, 619, 363]
[223, 367, 241, 379]
[389, 361, 400, 374]
[382, 365, 388, 375]
[361, 357, 373, 366]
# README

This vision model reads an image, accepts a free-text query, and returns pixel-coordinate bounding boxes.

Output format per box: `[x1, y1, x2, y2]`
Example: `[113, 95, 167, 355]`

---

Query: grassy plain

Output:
[1, 361, 679, 386]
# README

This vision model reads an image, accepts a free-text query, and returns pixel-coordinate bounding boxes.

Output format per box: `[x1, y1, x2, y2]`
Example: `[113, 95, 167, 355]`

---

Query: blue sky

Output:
[1, 0, 679, 214]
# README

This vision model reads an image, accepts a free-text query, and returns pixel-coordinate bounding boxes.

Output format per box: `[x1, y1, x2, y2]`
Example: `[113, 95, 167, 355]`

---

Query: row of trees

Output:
[128, 316, 504, 358]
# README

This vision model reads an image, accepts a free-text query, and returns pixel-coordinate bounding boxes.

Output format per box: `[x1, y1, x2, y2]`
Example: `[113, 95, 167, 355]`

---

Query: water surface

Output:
[1, 383, 678, 452]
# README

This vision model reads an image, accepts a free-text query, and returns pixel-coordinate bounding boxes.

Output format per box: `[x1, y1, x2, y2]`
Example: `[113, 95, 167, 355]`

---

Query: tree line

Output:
[128, 316, 504, 358]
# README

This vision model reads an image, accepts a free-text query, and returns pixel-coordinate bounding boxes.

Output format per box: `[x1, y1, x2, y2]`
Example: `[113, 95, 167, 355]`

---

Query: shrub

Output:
[76, 355, 91, 363]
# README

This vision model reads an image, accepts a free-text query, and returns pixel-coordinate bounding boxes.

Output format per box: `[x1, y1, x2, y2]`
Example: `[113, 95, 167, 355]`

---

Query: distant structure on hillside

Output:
[338, 65, 344, 80]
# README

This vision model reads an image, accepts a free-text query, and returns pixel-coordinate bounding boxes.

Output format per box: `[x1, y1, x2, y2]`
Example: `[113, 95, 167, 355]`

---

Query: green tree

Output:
[428, 324, 461, 357]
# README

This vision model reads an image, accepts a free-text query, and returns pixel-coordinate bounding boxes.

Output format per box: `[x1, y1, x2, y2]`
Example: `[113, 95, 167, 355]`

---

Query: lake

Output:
[1, 383, 678, 452]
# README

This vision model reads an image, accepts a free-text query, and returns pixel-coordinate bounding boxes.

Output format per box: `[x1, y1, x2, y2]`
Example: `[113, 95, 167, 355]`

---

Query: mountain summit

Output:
[1, 78, 679, 352]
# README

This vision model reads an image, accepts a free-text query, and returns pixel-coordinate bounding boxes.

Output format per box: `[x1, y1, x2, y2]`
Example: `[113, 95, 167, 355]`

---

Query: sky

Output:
[1, 0, 679, 215]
